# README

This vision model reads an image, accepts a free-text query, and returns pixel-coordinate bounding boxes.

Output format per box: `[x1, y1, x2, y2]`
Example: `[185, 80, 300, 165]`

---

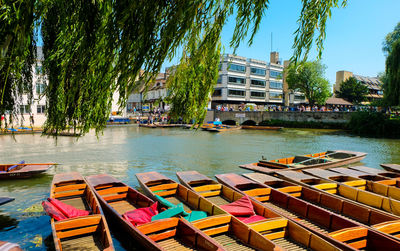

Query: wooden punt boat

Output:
[136, 171, 283, 250]
[206, 126, 242, 133]
[327, 167, 400, 201]
[241, 125, 283, 130]
[176, 171, 350, 251]
[279, 169, 400, 217]
[139, 124, 157, 128]
[240, 150, 367, 173]
[86, 174, 224, 251]
[242, 172, 400, 242]
[0, 197, 14, 206]
[216, 173, 400, 250]
[155, 124, 183, 128]
[348, 166, 400, 179]
[0, 162, 55, 179]
[381, 164, 400, 173]
[50, 172, 113, 251]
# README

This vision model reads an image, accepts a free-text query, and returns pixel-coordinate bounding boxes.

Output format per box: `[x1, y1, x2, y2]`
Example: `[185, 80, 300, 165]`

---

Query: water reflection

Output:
[0, 126, 399, 250]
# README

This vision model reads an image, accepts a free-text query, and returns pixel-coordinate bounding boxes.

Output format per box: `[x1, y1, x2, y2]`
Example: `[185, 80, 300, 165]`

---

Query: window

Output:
[213, 89, 222, 97]
[377, 90, 383, 95]
[228, 76, 245, 85]
[35, 65, 43, 74]
[228, 64, 246, 72]
[217, 76, 222, 84]
[251, 79, 265, 87]
[269, 81, 282, 89]
[20, 105, 31, 114]
[250, 91, 265, 98]
[270, 70, 282, 79]
[36, 83, 46, 94]
[295, 95, 305, 101]
[250, 67, 266, 76]
[270, 92, 283, 100]
[37, 105, 46, 114]
[228, 89, 245, 97]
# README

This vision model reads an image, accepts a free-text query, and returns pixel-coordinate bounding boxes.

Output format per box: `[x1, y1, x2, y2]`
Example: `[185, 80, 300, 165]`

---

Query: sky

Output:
[164, 0, 400, 87]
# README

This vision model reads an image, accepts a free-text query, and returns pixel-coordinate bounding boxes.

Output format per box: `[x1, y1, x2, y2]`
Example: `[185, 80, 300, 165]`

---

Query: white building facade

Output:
[211, 53, 286, 108]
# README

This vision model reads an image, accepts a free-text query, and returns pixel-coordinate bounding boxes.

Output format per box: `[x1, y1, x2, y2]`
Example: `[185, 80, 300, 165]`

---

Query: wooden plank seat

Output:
[156, 238, 194, 251]
[205, 196, 230, 206]
[373, 220, 400, 238]
[213, 234, 255, 251]
[328, 227, 368, 250]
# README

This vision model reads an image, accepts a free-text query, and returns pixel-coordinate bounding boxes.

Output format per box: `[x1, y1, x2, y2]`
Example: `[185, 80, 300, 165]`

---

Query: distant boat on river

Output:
[0, 161, 55, 179]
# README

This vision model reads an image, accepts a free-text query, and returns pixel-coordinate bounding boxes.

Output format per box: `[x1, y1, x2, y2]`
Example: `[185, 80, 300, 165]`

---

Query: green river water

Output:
[0, 125, 399, 250]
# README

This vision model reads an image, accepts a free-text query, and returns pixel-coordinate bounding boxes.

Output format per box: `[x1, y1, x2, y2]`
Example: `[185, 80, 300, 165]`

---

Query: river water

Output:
[0, 125, 399, 250]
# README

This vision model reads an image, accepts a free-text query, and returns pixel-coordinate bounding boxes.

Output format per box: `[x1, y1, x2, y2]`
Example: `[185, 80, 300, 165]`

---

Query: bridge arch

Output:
[222, 120, 237, 125]
[241, 120, 257, 126]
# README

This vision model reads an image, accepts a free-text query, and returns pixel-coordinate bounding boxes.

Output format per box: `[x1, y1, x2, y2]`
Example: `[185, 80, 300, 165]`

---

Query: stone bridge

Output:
[205, 110, 351, 125]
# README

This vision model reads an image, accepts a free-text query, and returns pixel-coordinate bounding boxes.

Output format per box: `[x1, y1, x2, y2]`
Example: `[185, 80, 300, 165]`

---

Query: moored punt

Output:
[348, 166, 400, 179]
[381, 164, 400, 173]
[50, 172, 114, 251]
[177, 171, 350, 250]
[241, 125, 283, 130]
[243, 172, 400, 242]
[0, 197, 14, 206]
[139, 124, 157, 128]
[217, 173, 400, 250]
[206, 126, 242, 133]
[279, 169, 400, 217]
[240, 150, 367, 173]
[0, 162, 55, 179]
[329, 167, 400, 200]
[155, 124, 183, 128]
[136, 171, 282, 250]
[86, 174, 224, 251]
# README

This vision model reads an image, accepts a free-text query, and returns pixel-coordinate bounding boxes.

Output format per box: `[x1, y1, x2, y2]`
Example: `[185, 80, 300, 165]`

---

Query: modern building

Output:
[334, 71, 383, 103]
[211, 52, 305, 109]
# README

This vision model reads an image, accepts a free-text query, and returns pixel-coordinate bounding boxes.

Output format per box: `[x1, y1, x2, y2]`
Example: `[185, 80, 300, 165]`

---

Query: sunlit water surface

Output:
[0, 126, 399, 250]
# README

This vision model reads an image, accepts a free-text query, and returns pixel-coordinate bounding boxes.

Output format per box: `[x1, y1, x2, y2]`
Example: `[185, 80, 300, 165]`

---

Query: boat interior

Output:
[52, 215, 112, 251]
[136, 217, 221, 251]
[52, 179, 99, 214]
[92, 181, 153, 216]
[192, 215, 279, 251]
[145, 179, 226, 217]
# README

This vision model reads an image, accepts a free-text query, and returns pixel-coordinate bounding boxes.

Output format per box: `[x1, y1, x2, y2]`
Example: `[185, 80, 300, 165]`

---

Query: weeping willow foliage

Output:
[0, 0, 36, 128]
[384, 39, 400, 106]
[0, 0, 348, 135]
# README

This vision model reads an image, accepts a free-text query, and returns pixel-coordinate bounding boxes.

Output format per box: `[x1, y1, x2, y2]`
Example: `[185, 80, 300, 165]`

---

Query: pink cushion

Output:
[42, 201, 68, 221]
[220, 195, 255, 216]
[123, 202, 158, 226]
[236, 215, 266, 224]
[48, 198, 90, 218]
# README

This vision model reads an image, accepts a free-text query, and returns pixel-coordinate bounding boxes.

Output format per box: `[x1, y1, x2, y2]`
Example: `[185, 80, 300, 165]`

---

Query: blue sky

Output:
[165, 0, 400, 87]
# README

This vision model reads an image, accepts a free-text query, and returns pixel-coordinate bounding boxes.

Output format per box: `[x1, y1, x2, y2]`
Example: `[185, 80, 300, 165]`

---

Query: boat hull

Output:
[0, 164, 54, 179]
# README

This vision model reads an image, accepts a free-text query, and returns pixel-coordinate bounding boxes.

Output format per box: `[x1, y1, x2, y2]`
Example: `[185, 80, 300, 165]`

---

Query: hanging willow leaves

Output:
[0, 0, 36, 128]
[1, 0, 348, 136]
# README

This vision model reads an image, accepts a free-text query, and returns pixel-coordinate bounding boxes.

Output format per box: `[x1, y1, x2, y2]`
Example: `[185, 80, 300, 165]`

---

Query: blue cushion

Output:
[151, 203, 185, 221]
[155, 194, 176, 208]
[8, 160, 25, 172]
[183, 211, 208, 222]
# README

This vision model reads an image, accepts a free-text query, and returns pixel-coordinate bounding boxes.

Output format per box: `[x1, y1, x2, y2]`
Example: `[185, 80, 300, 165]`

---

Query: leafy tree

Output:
[383, 22, 400, 56]
[285, 61, 331, 106]
[335, 77, 368, 104]
[1, 0, 348, 135]
[384, 39, 400, 106]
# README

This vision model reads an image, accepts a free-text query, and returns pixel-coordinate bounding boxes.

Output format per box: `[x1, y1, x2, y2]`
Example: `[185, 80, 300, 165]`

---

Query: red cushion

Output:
[236, 215, 266, 224]
[123, 202, 158, 226]
[48, 198, 90, 218]
[220, 196, 255, 216]
[42, 201, 67, 221]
